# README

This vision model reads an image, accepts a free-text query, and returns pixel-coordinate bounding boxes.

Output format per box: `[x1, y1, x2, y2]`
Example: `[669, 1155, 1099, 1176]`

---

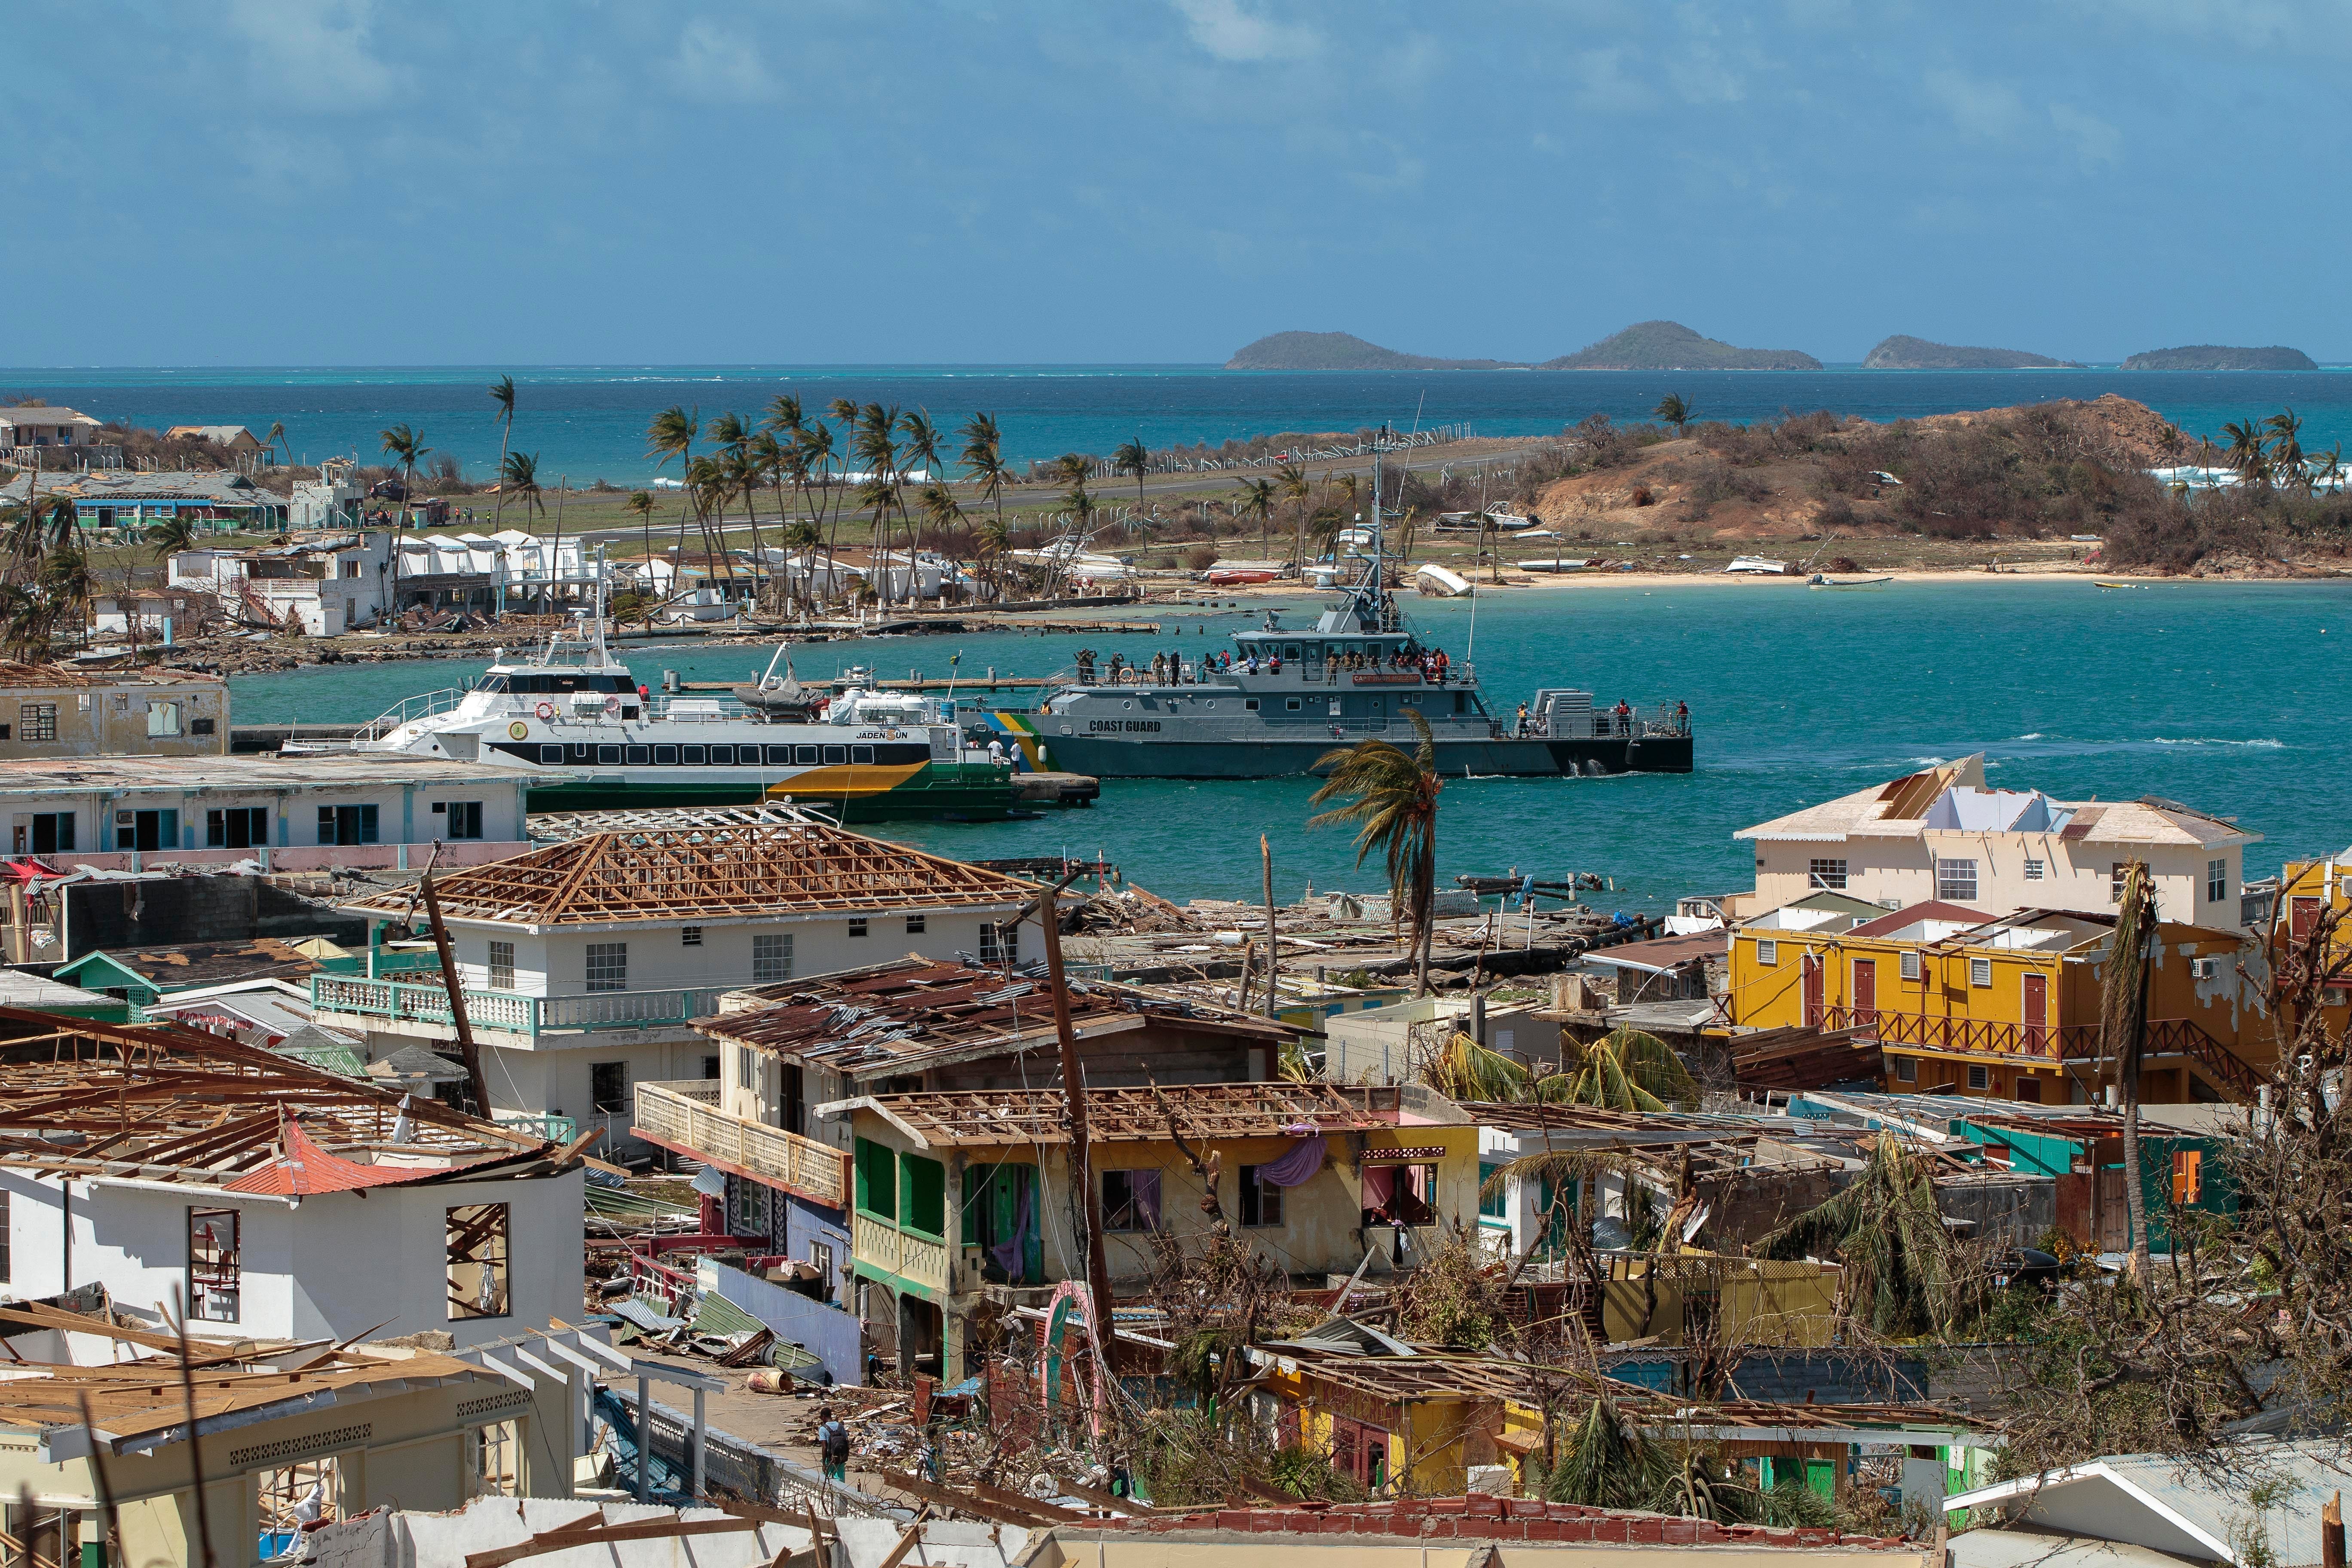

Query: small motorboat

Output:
[1807, 573, 1893, 588]
[1520, 557, 1602, 573]
[1204, 567, 1281, 586]
[1724, 556, 1789, 575]
[1413, 563, 1474, 597]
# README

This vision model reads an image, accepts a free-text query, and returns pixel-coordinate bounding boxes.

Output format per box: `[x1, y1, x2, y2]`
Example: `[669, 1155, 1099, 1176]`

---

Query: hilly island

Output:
[2120, 344, 2318, 371]
[1225, 319, 1821, 371]
[1862, 334, 2080, 369]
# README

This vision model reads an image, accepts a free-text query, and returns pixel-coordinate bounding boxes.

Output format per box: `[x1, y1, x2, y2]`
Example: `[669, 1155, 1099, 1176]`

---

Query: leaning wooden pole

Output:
[421, 865, 493, 1120]
[1029, 875, 1116, 1341]
[1261, 835, 1280, 1021]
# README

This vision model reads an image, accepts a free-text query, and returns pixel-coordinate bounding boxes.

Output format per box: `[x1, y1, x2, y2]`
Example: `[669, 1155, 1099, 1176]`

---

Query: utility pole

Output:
[1028, 874, 1115, 1340]
[1262, 835, 1280, 1021]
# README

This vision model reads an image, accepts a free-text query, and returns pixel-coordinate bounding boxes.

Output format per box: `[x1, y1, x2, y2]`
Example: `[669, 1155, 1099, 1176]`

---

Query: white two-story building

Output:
[1734, 756, 2259, 927]
[316, 819, 1044, 1152]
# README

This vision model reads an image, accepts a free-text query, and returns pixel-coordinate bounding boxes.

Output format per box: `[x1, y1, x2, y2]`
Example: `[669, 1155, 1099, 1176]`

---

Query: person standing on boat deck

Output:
[1676, 700, 1688, 732]
[1515, 702, 1529, 737]
[1615, 699, 1632, 735]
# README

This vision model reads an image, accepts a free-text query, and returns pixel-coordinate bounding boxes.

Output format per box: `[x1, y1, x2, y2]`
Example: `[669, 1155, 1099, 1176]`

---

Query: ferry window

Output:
[315, 805, 374, 845]
[188, 1208, 241, 1322]
[709, 745, 732, 764]
[597, 744, 621, 764]
[1286, 698, 1302, 711]
[851, 745, 875, 764]
[440, 801, 483, 839]
[624, 745, 651, 765]
[653, 745, 677, 764]
[488, 940, 514, 990]
[793, 745, 817, 764]
[753, 933, 793, 981]
[1245, 699, 1259, 712]
[738, 747, 761, 766]
[585, 942, 627, 992]
[538, 744, 562, 763]
[1284, 644, 1301, 661]
[206, 806, 268, 849]
[823, 745, 847, 765]
[477, 676, 508, 693]
[681, 745, 706, 764]
[767, 745, 794, 765]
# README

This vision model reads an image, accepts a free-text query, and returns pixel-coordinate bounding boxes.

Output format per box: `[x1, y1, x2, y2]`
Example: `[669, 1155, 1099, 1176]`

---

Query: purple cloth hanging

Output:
[1256, 1134, 1329, 1187]
[989, 1175, 1033, 1275]
[1135, 1170, 1162, 1231]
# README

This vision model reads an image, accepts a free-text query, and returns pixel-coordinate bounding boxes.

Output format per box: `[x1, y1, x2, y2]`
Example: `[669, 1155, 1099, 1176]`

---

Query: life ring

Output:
[535, 701, 556, 720]
[604, 695, 622, 716]
[508, 721, 529, 740]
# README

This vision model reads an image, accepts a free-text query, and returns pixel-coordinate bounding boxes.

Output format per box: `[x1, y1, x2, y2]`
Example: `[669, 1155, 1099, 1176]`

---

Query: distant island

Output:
[2120, 344, 2318, 371]
[1223, 331, 1513, 371]
[1540, 320, 1819, 371]
[1862, 334, 2081, 370]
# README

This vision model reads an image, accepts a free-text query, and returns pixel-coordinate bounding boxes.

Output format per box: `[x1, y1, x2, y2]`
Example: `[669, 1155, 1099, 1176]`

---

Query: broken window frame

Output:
[188, 1206, 242, 1323]
[447, 1202, 511, 1321]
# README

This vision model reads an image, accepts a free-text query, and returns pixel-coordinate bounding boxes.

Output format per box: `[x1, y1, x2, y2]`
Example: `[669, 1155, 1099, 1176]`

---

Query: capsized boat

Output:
[1724, 556, 1790, 575]
[346, 621, 1033, 821]
[1414, 563, 1474, 597]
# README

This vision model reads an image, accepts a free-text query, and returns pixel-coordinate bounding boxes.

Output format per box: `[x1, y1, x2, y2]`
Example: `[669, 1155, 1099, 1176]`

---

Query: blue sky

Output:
[10, 1, 2346, 366]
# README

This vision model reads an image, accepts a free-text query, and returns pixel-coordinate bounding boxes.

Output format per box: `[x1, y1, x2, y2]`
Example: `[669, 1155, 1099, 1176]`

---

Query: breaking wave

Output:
[2149, 736, 2286, 748]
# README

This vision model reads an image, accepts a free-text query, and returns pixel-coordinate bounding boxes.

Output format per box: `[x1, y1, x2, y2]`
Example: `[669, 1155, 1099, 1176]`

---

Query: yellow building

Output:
[2275, 852, 2352, 1042]
[822, 1082, 1481, 1382]
[1725, 903, 2267, 1102]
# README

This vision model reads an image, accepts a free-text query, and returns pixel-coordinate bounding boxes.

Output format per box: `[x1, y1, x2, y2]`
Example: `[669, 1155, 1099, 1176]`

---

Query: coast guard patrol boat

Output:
[986, 455, 1692, 780]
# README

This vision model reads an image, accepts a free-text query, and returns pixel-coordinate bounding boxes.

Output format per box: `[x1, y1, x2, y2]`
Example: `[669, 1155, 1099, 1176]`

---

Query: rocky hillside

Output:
[1863, 335, 2080, 370]
[1519, 393, 2180, 548]
[2120, 344, 2318, 371]
[1224, 332, 1512, 371]
[1541, 320, 1819, 371]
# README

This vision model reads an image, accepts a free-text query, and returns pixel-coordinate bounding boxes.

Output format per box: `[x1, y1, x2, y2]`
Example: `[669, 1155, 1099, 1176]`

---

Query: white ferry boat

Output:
[343, 620, 1032, 821]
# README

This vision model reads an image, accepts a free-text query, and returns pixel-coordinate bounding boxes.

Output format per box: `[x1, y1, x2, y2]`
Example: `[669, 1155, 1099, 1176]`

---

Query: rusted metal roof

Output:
[698, 956, 1293, 1074]
[834, 1081, 1408, 1147]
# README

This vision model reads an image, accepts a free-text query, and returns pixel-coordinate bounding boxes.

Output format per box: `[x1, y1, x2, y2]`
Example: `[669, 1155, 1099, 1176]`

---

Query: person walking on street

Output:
[816, 1406, 850, 1485]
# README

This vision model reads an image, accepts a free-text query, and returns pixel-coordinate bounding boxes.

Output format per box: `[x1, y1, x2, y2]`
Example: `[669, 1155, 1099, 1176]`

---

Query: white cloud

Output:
[661, 19, 779, 103]
[1170, 0, 1321, 63]
[226, 0, 408, 110]
[1923, 68, 2029, 141]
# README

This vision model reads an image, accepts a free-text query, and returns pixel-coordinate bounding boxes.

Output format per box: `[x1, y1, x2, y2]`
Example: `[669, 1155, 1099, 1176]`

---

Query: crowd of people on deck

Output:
[1072, 640, 1459, 686]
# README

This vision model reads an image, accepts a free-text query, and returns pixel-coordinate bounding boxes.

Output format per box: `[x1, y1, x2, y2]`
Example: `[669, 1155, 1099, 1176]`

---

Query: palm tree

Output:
[499, 451, 546, 607]
[624, 491, 658, 611]
[646, 405, 697, 609]
[0, 584, 49, 662]
[1653, 392, 1695, 435]
[781, 519, 823, 613]
[263, 420, 287, 468]
[2103, 860, 2157, 1275]
[800, 422, 842, 603]
[1112, 437, 1151, 520]
[1054, 454, 1094, 599]
[2221, 417, 2270, 490]
[1754, 1133, 1981, 1336]
[2266, 406, 2308, 494]
[1309, 708, 1442, 994]
[488, 374, 517, 529]
[854, 406, 904, 604]
[1232, 477, 1274, 563]
[917, 483, 968, 600]
[377, 423, 429, 621]
[960, 413, 1010, 597]
[1276, 461, 1311, 566]
[146, 512, 199, 570]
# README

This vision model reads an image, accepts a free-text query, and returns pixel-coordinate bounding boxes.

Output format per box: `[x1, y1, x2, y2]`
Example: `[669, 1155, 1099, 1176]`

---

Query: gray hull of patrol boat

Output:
[1034, 728, 1689, 779]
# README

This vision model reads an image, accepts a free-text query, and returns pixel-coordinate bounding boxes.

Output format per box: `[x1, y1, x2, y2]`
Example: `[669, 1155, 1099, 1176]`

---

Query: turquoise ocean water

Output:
[230, 581, 2352, 910]
[10, 364, 2352, 481]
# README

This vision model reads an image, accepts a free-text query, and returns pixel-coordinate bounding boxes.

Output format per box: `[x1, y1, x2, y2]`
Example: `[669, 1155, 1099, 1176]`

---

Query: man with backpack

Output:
[816, 1406, 850, 1485]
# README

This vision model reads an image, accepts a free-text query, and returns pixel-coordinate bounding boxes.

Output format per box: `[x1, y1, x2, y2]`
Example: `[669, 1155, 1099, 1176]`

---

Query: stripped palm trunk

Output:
[2104, 860, 2157, 1274]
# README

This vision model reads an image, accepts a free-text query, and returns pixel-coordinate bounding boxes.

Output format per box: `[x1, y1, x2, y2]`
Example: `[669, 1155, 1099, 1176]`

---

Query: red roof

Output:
[223, 1115, 432, 1197]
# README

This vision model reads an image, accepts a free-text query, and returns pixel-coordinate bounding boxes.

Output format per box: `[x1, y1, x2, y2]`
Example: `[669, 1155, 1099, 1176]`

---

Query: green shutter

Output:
[854, 1139, 896, 1220]
[901, 1153, 945, 1238]
[962, 1166, 983, 1246]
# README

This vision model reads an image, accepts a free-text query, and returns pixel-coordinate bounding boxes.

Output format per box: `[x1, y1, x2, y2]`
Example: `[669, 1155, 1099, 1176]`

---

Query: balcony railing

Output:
[310, 975, 727, 1041]
[1805, 1005, 2261, 1099]
[631, 1080, 849, 1208]
[853, 1212, 951, 1295]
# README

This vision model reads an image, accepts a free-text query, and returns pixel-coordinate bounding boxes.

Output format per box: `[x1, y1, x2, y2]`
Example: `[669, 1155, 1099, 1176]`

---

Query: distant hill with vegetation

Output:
[2121, 344, 2318, 371]
[1541, 321, 1820, 371]
[1863, 334, 2080, 370]
[1224, 332, 1513, 371]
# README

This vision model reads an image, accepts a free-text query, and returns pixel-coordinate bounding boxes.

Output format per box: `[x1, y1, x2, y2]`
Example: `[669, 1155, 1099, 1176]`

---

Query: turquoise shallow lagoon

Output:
[231, 579, 2352, 910]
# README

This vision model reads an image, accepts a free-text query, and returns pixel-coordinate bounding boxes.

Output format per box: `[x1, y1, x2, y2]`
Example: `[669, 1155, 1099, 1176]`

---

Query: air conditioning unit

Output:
[2190, 957, 2223, 981]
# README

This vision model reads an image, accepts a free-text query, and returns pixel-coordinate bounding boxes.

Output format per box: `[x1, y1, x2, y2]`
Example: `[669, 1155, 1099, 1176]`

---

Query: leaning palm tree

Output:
[2103, 859, 2157, 1274]
[646, 404, 698, 598]
[800, 422, 842, 599]
[1276, 461, 1312, 566]
[377, 423, 429, 622]
[854, 407, 904, 605]
[1054, 454, 1095, 599]
[0, 584, 49, 662]
[263, 420, 287, 468]
[1112, 437, 1152, 519]
[1653, 392, 1695, 435]
[2266, 407, 2308, 494]
[960, 413, 1010, 596]
[146, 512, 199, 570]
[488, 374, 517, 528]
[1556, 1028, 1700, 1111]
[780, 519, 823, 614]
[1310, 708, 1442, 994]
[2221, 417, 2270, 490]
[1754, 1133, 1981, 1336]
[1232, 477, 1274, 563]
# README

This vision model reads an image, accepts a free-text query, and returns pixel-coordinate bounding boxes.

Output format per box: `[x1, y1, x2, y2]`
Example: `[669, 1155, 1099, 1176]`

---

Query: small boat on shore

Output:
[1807, 573, 1893, 589]
[1725, 555, 1789, 576]
[1204, 567, 1281, 586]
[1521, 557, 1602, 574]
[1414, 563, 1475, 597]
